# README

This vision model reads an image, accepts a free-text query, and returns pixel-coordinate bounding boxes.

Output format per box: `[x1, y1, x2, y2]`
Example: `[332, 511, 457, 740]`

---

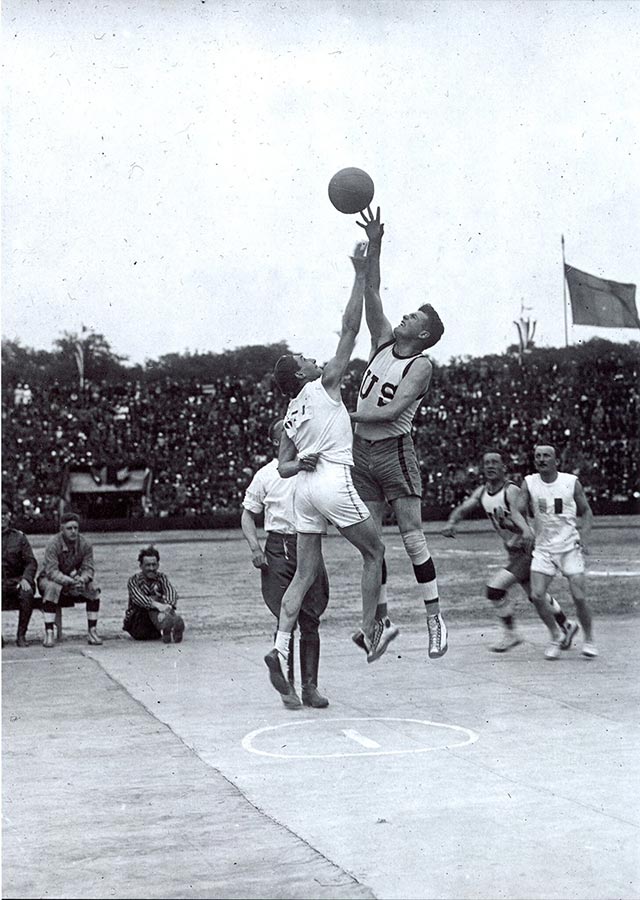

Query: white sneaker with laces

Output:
[364, 617, 399, 664]
[427, 613, 448, 659]
[582, 642, 599, 658]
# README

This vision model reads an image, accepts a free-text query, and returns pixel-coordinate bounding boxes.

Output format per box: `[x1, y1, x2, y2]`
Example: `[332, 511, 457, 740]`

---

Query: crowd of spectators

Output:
[3, 342, 638, 526]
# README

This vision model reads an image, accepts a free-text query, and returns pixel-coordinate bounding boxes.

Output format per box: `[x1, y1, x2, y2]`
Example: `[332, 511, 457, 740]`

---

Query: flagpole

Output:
[561, 234, 569, 347]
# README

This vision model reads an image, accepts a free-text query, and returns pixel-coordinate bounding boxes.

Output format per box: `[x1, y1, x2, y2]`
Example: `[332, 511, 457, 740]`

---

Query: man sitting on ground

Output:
[123, 546, 185, 643]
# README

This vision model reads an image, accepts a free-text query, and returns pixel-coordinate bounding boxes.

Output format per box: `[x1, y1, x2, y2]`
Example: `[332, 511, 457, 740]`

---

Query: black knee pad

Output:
[414, 558, 436, 584]
[86, 599, 100, 614]
[43, 600, 57, 614]
[486, 587, 507, 602]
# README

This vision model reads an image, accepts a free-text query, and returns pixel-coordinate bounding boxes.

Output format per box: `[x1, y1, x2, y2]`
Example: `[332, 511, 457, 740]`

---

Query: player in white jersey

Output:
[517, 444, 597, 660]
[263, 243, 393, 704]
[442, 450, 578, 652]
[242, 420, 330, 710]
[350, 206, 448, 661]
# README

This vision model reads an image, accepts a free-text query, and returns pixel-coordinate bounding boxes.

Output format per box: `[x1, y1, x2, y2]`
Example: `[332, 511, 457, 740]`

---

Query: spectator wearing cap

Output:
[2, 499, 37, 647]
[37, 512, 102, 647]
[123, 546, 185, 643]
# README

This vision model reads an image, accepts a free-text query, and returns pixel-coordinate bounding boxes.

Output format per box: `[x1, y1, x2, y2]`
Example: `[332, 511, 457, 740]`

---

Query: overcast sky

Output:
[3, 0, 639, 368]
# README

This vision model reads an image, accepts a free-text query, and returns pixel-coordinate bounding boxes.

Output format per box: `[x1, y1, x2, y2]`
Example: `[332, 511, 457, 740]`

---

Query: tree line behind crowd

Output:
[2, 335, 638, 528]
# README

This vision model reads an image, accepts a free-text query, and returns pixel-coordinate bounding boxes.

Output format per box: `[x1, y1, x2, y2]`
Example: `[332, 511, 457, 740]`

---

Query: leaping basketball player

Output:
[350, 206, 448, 660]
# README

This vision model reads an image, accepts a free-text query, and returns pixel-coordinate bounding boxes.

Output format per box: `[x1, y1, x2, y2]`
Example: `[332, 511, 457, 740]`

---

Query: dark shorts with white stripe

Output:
[505, 548, 532, 585]
[352, 433, 422, 503]
[262, 532, 329, 633]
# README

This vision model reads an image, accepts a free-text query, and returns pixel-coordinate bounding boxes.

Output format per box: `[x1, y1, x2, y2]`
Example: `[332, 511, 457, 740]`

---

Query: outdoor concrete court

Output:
[3, 612, 639, 900]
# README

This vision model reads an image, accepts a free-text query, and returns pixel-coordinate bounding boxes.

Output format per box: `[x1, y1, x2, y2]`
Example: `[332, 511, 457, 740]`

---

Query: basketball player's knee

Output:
[400, 529, 429, 566]
[486, 587, 507, 603]
[43, 600, 57, 615]
[86, 598, 100, 614]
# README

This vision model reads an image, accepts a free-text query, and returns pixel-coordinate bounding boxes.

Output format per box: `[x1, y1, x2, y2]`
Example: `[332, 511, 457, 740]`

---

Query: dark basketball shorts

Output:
[505, 548, 532, 585]
[352, 433, 422, 503]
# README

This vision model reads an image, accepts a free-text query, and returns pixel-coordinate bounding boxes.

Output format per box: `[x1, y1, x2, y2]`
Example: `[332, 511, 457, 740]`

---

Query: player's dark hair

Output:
[418, 304, 445, 349]
[274, 355, 302, 397]
[138, 545, 160, 565]
[482, 448, 504, 462]
[61, 511, 80, 525]
[268, 419, 284, 444]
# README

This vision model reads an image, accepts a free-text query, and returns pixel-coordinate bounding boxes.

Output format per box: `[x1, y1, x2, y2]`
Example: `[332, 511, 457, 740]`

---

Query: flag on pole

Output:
[73, 339, 85, 390]
[564, 264, 639, 328]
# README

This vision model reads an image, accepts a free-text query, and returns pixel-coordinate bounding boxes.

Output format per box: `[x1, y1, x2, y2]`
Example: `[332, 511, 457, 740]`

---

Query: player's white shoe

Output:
[544, 640, 562, 660]
[427, 613, 448, 659]
[363, 617, 399, 664]
[582, 642, 599, 658]
[490, 630, 523, 653]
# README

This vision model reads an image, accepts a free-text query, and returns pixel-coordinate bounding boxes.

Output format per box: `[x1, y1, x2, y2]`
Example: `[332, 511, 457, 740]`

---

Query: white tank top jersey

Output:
[355, 340, 429, 441]
[524, 472, 580, 553]
[283, 378, 354, 466]
[480, 482, 522, 549]
[242, 458, 296, 535]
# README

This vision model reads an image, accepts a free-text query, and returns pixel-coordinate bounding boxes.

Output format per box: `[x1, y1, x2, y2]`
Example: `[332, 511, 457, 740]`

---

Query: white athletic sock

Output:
[275, 630, 291, 664]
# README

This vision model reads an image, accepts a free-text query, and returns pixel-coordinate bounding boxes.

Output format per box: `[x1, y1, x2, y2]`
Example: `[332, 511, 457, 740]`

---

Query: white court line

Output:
[589, 571, 640, 577]
[242, 716, 479, 760]
[342, 728, 381, 749]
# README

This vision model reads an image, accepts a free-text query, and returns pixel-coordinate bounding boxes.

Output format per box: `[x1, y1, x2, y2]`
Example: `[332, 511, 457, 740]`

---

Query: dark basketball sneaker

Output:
[172, 617, 185, 644]
[264, 648, 290, 695]
[560, 620, 579, 650]
[281, 682, 303, 710]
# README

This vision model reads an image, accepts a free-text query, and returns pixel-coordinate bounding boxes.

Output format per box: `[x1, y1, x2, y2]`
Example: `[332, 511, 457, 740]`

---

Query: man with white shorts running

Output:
[517, 444, 597, 660]
[442, 449, 578, 652]
[264, 243, 393, 703]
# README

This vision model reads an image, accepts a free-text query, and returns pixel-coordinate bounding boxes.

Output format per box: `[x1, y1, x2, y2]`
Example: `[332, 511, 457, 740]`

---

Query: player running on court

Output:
[517, 444, 597, 660]
[442, 449, 578, 652]
[349, 206, 447, 660]
[264, 243, 391, 702]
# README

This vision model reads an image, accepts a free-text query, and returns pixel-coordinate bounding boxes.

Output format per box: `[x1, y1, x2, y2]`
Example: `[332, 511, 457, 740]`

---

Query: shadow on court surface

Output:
[3, 616, 639, 900]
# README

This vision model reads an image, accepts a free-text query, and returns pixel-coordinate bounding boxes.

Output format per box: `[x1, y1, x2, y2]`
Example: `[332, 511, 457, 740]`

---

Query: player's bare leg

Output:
[566, 573, 597, 657]
[529, 571, 563, 660]
[392, 495, 447, 658]
[486, 569, 523, 652]
[265, 533, 322, 697]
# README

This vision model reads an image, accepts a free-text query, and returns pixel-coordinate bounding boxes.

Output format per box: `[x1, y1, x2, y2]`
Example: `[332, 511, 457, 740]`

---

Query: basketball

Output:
[328, 167, 375, 214]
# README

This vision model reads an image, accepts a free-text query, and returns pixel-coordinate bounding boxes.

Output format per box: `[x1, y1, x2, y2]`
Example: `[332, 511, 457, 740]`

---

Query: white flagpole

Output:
[561, 234, 569, 347]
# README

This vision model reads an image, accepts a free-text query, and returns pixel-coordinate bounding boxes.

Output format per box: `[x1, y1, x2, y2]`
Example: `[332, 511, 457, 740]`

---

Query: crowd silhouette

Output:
[3, 341, 638, 526]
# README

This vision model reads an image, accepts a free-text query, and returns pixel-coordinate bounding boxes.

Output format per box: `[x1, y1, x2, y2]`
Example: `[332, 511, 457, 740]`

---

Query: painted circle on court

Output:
[242, 716, 479, 759]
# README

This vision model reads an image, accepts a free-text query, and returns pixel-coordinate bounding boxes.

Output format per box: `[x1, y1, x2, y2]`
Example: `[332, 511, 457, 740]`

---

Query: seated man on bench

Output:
[2, 499, 38, 647]
[37, 512, 102, 647]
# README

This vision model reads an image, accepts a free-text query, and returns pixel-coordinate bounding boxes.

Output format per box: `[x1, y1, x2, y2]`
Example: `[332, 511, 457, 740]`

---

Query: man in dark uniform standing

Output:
[2, 500, 37, 647]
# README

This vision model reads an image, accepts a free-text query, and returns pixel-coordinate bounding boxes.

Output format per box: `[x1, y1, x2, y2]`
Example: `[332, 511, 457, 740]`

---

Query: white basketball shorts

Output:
[531, 544, 585, 577]
[294, 461, 370, 533]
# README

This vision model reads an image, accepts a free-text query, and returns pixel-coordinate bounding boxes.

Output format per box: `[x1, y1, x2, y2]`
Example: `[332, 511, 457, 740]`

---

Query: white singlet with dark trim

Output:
[480, 481, 521, 549]
[355, 340, 428, 441]
[524, 472, 579, 553]
[283, 378, 353, 465]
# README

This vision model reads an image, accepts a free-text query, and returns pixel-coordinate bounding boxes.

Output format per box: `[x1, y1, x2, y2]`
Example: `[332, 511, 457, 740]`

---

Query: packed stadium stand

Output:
[3, 340, 638, 530]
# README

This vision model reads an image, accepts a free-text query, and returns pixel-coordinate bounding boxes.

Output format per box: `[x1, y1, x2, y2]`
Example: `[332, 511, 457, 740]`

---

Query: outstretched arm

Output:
[441, 487, 483, 537]
[321, 243, 367, 399]
[357, 206, 394, 352]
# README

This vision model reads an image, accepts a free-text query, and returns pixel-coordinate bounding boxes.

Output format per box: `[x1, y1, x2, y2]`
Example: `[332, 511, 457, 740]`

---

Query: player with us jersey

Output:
[263, 242, 393, 706]
[349, 206, 447, 661]
[442, 449, 577, 653]
[517, 444, 597, 660]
